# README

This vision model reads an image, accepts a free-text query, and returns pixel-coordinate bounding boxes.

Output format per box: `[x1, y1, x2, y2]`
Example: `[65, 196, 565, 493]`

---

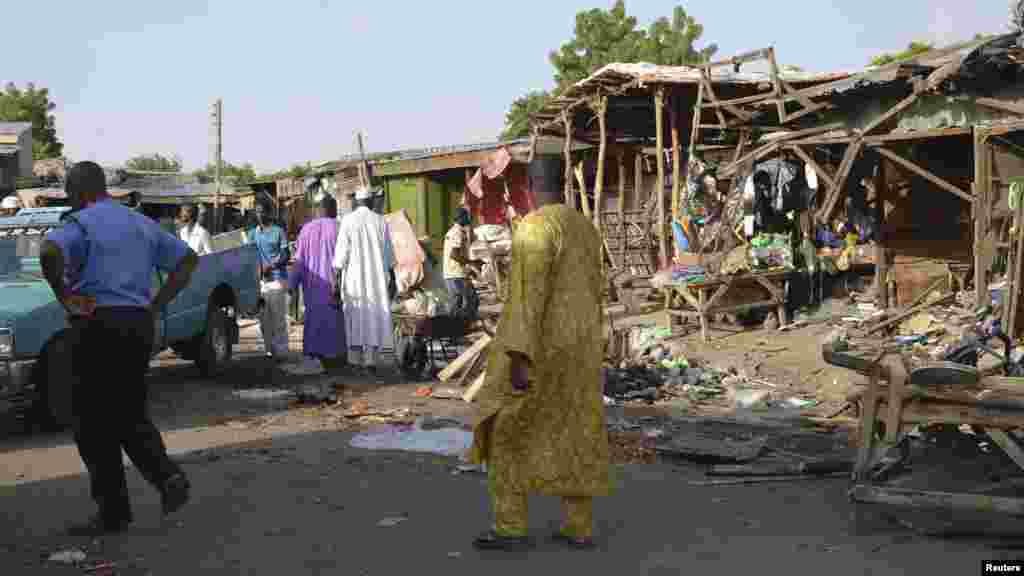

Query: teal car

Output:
[0, 207, 261, 430]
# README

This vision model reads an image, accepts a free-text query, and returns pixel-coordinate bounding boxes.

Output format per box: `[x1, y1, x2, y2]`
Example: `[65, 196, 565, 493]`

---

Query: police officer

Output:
[40, 161, 199, 536]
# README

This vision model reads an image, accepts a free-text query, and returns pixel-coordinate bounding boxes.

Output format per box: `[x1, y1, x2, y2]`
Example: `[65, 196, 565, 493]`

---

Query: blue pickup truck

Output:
[0, 207, 261, 429]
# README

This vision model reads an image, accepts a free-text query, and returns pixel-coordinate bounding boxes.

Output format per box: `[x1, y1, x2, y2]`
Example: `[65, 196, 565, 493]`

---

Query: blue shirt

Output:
[45, 199, 191, 308]
[246, 224, 288, 281]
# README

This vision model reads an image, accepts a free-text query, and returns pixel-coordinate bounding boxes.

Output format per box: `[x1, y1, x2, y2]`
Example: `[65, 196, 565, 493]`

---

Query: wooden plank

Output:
[850, 484, 1024, 516]
[987, 429, 1024, 471]
[592, 96, 608, 229]
[865, 293, 956, 334]
[698, 71, 751, 122]
[462, 371, 487, 403]
[437, 334, 491, 383]
[670, 96, 682, 223]
[689, 77, 706, 157]
[704, 47, 772, 69]
[719, 122, 845, 177]
[859, 92, 920, 137]
[864, 126, 972, 144]
[874, 147, 971, 202]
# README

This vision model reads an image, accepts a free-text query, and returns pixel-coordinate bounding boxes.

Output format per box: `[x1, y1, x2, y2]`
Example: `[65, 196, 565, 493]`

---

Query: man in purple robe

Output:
[288, 195, 347, 370]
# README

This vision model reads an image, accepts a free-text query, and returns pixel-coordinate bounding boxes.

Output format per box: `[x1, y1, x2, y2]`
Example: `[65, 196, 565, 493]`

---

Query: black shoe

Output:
[472, 530, 531, 551]
[552, 530, 596, 549]
[66, 514, 131, 537]
[161, 474, 190, 516]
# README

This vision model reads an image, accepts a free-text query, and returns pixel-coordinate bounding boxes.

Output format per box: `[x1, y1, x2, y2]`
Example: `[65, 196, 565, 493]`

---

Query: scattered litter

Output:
[431, 387, 462, 400]
[414, 386, 433, 398]
[603, 395, 616, 406]
[84, 561, 117, 574]
[279, 356, 325, 376]
[377, 516, 408, 527]
[350, 422, 472, 457]
[784, 398, 818, 409]
[48, 549, 86, 564]
[733, 389, 771, 409]
[453, 464, 486, 475]
[233, 388, 295, 401]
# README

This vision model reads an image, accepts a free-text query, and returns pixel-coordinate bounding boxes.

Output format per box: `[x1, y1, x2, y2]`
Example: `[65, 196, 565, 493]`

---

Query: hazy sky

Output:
[4, 1, 1012, 172]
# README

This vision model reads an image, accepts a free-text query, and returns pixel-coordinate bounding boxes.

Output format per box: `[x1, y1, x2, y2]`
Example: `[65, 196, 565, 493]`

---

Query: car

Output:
[0, 207, 261, 431]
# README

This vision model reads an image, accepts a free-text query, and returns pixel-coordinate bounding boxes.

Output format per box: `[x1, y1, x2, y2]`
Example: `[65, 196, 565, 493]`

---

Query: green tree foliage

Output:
[869, 41, 934, 66]
[125, 153, 182, 172]
[0, 83, 63, 160]
[500, 1, 717, 139]
[501, 91, 552, 141]
[193, 162, 258, 184]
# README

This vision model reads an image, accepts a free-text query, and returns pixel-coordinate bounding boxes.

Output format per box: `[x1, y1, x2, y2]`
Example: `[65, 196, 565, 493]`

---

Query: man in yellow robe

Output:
[469, 184, 611, 551]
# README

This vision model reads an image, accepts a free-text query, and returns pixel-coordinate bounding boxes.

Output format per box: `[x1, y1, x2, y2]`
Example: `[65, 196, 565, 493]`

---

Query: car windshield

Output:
[0, 234, 44, 276]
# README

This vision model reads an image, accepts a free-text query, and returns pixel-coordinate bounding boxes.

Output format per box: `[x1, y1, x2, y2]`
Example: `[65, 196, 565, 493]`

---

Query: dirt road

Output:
[0, 321, 1014, 574]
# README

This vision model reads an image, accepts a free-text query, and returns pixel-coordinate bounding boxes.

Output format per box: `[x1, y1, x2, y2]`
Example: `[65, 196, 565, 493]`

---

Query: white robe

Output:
[333, 206, 394, 349]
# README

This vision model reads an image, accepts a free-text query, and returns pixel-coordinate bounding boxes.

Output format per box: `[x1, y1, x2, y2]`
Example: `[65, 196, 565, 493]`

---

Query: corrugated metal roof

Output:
[371, 140, 529, 165]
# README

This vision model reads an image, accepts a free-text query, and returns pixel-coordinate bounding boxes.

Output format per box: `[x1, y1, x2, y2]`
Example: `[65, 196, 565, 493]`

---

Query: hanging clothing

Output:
[469, 204, 612, 539]
[179, 223, 212, 255]
[333, 206, 394, 353]
[289, 217, 346, 359]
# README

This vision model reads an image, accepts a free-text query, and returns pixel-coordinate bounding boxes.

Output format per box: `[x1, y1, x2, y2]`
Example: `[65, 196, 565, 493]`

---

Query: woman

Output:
[177, 205, 212, 255]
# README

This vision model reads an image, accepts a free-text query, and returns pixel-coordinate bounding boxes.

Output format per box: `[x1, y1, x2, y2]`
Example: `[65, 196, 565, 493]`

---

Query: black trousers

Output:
[70, 307, 182, 524]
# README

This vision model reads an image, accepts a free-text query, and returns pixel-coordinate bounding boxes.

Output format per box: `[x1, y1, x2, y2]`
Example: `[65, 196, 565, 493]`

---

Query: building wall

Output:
[17, 131, 32, 178]
[0, 155, 16, 193]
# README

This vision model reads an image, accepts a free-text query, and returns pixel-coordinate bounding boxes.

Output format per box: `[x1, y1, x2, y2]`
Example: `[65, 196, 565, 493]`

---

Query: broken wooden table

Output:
[662, 269, 792, 342]
[823, 343, 1024, 516]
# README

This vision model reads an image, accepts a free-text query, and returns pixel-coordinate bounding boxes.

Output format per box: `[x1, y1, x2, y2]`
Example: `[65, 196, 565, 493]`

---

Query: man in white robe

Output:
[333, 186, 395, 375]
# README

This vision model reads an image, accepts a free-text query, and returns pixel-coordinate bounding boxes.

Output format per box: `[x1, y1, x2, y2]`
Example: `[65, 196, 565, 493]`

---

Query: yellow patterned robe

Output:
[470, 204, 612, 498]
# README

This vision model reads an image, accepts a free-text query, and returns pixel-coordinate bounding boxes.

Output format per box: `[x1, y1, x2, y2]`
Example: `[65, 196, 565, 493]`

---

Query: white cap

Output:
[1, 196, 21, 210]
[354, 186, 372, 200]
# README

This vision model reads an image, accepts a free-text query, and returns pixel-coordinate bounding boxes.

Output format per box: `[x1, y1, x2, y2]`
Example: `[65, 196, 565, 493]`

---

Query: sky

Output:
[3, 1, 1014, 173]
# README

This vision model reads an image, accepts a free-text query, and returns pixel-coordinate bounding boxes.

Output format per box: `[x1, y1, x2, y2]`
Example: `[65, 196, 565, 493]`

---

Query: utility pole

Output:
[211, 98, 223, 232]
[355, 130, 370, 188]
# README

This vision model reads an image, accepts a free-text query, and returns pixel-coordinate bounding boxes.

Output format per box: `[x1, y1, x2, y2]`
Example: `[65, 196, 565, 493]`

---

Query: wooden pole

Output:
[689, 71, 705, 159]
[655, 86, 668, 268]
[874, 158, 889, 309]
[670, 93, 682, 224]
[592, 96, 608, 229]
[618, 147, 627, 270]
[975, 130, 991, 308]
[575, 163, 591, 220]
[562, 112, 574, 209]
[634, 151, 644, 211]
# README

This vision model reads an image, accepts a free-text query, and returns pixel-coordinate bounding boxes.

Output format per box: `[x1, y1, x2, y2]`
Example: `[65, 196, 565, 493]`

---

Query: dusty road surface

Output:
[0, 321, 1017, 575]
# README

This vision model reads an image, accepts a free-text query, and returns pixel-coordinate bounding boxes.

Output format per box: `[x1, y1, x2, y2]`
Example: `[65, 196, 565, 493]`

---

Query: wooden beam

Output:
[766, 47, 787, 124]
[698, 71, 752, 122]
[670, 95, 682, 222]
[976, 97, 1024, 117]
[655, 87, 669, 267]
[875, 159, 889, 310]
[720, 122, 846, 177]
[574, 162, 591, 220]
[705, 47, 773, 69]
[592, 96, 609, 229]
[787, 145, 836, 191]
[850, 484, 1024, 516]
[562, 112, 575, 209]
[617, 148, 626, 219]
[817, 139, 864, 223]
[873, 146, 971, 202]
[688, 74, 706, 155]
[634, 150, 644, 211]
[859, 92, 920, 137]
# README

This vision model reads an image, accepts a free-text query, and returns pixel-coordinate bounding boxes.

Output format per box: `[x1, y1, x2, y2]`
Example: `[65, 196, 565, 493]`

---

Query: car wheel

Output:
[196, 307, 233, 377]
[30, 331, 75, 432]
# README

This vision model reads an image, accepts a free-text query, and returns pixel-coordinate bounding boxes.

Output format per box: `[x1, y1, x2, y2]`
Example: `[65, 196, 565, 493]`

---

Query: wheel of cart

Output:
[392, 313, 473, 380]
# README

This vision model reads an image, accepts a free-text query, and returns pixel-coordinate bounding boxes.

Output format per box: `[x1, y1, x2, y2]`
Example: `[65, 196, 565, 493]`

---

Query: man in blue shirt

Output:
[245, 204, 290, 360]
[39, 161, 199, 536]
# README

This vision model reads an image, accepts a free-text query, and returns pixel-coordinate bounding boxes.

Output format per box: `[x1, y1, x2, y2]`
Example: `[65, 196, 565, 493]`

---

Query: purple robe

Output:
[288, 217, 346, 358]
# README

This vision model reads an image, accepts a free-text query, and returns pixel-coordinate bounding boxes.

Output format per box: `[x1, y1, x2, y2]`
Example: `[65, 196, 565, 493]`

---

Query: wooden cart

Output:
[823, 344, 1024, 516]
[662, 269, 792, 342]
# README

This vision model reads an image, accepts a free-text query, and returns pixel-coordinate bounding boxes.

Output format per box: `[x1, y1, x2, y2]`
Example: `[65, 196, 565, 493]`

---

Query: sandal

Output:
[552, 531, 596, 550]
[472, 530, 531, 550]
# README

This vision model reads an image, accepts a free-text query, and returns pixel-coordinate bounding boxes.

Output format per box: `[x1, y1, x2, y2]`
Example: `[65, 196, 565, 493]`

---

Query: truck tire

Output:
[196, 306, 232, 377]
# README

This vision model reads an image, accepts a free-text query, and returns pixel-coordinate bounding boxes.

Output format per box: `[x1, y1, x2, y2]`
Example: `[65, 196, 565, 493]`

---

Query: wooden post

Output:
[874, 158, 888, 310]
[618, 147, 627, 270]
[670, 93, 682, 223]
[975, 130, 992, 308]
[592, 95, 608, 229]
[574, 163, 591, 220]
[634, 151, 644, 210]
[562, 112, 575, 209]
[655, 86, 668, 268]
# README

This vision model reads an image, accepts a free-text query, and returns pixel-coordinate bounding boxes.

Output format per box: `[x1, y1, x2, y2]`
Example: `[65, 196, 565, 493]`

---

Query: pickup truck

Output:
[0, 207, 261, 430]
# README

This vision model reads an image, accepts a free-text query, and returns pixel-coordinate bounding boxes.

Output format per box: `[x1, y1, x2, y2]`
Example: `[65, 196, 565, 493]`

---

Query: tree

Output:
[500, 1, 717, 139]
[125, 153, 182, 172]
[193, 161, 257, 184]
[0, 83, 63, 159]
[869, 41, 933, 66]
[501, 91, 551, 141]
